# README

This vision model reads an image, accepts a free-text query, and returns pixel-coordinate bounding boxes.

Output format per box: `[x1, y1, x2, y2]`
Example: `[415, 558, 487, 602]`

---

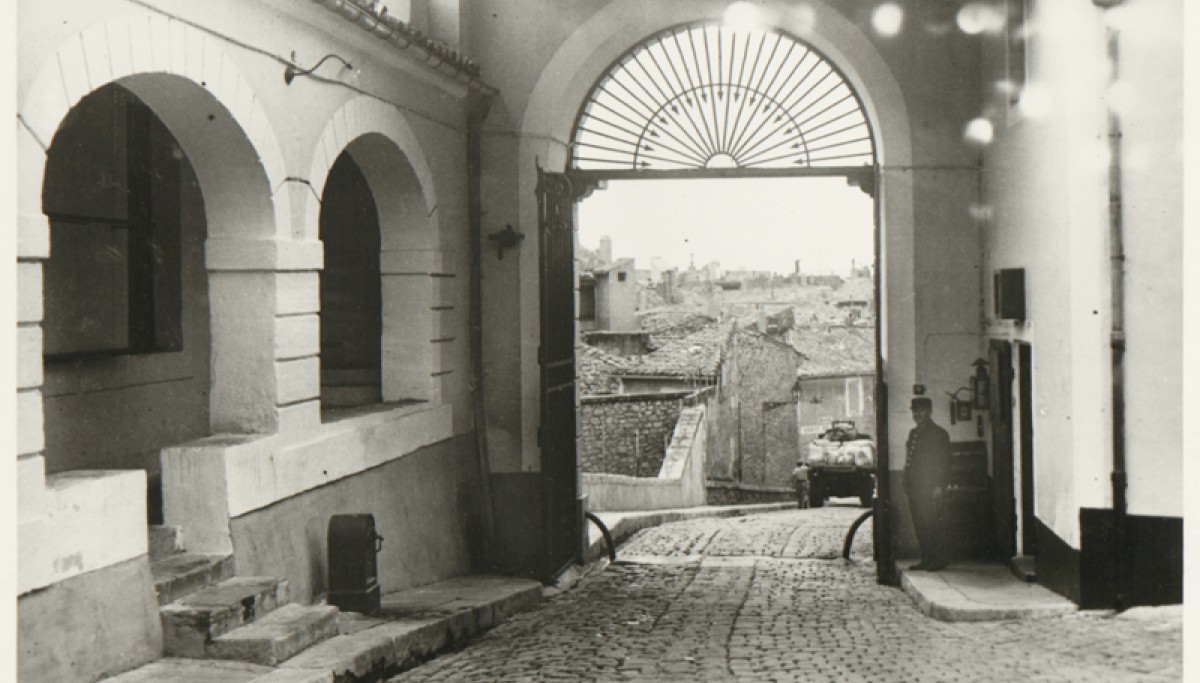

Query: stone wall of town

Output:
[580, 391, 694, 476]
[704, 482, 794, 506]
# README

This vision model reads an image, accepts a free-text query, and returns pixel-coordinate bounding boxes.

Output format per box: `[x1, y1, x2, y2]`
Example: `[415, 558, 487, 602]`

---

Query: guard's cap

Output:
[910, 397, 932, 410]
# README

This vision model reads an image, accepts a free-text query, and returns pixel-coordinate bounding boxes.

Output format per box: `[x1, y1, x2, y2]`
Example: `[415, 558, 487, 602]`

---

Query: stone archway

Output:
[19, 16, 295, 442]
[308, 98, 446, 406]
[513, 0, 921, 581]
[517, 4, 916, 448]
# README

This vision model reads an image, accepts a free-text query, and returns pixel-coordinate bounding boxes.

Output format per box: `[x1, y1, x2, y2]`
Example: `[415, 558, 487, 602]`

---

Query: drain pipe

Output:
[467, 86, 499, 569]
[1101, 19, 1129, 611]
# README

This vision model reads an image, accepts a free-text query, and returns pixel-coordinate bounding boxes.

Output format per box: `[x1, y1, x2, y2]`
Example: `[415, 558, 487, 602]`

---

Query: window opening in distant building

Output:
[579, 278, 597, 321]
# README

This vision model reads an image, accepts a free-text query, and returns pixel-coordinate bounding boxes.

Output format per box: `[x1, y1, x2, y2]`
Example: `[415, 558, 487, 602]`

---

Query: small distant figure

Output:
[791, 460, 811, 509]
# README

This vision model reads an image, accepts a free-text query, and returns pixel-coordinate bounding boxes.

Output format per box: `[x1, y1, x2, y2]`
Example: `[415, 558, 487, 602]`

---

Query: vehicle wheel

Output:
[859, 480, 875, 508]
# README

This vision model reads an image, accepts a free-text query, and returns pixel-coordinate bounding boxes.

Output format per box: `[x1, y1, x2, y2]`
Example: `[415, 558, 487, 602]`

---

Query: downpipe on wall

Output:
[1103, 21, 1129, 612]
[468, 88, 499, 569]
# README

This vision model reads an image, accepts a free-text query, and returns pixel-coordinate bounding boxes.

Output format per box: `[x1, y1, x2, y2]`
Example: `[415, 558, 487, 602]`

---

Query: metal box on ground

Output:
[327, 513, 383, 614]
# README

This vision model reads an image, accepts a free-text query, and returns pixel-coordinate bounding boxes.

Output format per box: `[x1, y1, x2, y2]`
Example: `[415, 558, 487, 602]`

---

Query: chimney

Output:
[599, 235, 613, 264]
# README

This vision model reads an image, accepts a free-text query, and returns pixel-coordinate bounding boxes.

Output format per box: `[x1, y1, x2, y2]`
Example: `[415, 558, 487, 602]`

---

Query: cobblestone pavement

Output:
[389, 503, 1182, 682]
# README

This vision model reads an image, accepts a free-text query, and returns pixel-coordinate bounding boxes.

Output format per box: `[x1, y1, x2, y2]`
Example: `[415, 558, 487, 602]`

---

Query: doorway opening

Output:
[989, 340, 1017, 560]
[1016, 341, 1037, 570]
[574, 175, 877, 499]
[537, 19, 890, 580]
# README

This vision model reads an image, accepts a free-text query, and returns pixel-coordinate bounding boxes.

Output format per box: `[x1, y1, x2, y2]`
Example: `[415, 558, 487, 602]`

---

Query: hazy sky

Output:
[577, 177, 874, 276]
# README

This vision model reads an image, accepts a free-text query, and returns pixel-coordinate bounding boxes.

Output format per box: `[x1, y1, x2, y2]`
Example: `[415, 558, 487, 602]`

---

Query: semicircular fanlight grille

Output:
[571, 23, 875, 171]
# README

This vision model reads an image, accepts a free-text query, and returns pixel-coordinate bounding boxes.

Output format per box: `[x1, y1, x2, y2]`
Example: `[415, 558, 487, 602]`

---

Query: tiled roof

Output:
[788, 324, 875, 377]
[620, 320, 733, 379]
[638, 308, 718, 346]
[577, 343, 627, 395]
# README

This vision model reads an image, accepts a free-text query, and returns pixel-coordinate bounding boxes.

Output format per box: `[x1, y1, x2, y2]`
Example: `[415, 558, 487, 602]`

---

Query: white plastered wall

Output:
[1113, 0, 1183, 518]
[979, 0, 1174, 547]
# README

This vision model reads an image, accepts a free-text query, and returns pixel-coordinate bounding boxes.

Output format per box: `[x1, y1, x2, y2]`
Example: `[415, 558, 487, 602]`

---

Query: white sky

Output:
[577, 177, 874, 276]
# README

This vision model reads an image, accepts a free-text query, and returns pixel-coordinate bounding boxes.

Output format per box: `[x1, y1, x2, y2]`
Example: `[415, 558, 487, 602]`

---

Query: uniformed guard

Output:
[904, 396, 952, 571]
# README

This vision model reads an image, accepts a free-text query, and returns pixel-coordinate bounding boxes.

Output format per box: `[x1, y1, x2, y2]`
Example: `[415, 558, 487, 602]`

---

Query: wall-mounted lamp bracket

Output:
[285, 52, 355, 85]
[971, 357, 990, 410]
[488, 225, 525, 260]
[945, 387, 973, 425]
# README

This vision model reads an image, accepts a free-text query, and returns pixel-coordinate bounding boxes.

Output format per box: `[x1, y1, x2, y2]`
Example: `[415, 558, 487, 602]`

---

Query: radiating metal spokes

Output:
[572, 23, 874, 171]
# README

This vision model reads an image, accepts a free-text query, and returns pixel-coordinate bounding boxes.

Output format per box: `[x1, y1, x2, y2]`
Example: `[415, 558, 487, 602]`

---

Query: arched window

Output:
[572, 22, 875, 171]
[319, 152, 383, 409]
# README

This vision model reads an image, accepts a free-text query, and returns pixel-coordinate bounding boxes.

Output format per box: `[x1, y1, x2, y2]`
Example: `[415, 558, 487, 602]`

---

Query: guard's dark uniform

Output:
[904, 416, 952, 567]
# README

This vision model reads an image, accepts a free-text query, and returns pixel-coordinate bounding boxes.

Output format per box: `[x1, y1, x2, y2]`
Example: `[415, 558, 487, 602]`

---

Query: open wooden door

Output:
[537, 167, 582, 582]
[989, 340, 1016, 559]
[1018, 342, 1036, 555]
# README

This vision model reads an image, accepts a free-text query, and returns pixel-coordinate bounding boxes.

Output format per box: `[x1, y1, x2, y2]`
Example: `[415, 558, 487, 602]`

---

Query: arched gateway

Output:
[518, 5, 908, 583]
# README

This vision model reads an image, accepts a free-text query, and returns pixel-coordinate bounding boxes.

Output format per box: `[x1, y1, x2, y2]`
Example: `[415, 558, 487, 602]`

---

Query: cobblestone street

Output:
[389, 504, 1182, 682]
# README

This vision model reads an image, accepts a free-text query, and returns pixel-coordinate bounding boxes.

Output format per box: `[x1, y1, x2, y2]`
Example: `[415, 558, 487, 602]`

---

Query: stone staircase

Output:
[101, 525, 543, 682]
[147, 525, 340, 667]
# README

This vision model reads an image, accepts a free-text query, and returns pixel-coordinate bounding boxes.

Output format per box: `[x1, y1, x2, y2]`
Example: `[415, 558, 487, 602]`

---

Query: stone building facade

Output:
[731, 329, 803, 489]
[17, 3, 486, 680]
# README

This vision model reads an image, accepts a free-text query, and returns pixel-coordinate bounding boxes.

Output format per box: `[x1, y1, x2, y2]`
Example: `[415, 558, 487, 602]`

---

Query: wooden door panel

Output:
[537, 168, 580, 580]
[989, 340, 1016, 559]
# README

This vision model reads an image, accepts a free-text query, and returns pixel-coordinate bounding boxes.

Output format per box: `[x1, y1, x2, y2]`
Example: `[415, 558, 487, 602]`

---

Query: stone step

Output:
[100, 575, 542, 682]
[149, 525, 184, 560]
[152, 553, 235, 606]
[1010, 555, 1037, 582]
[279, 576, 542, 680]
[97, 658, 276, 683]
[206, 603, 341, 666]
[162, 577, 290, 658]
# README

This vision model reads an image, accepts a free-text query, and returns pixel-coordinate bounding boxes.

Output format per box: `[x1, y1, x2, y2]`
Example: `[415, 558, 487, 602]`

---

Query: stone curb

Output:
[899, 568, 1077, 623]
[584, 502, 795, 563]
